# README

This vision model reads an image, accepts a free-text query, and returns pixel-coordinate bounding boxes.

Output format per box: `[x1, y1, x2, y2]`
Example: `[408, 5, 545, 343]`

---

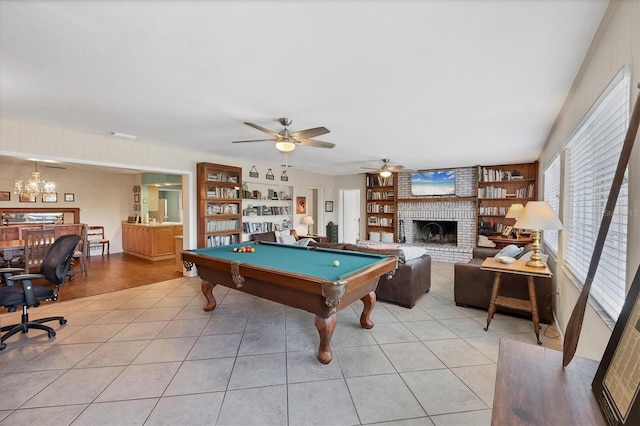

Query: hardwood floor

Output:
[59, 253, 184, 301]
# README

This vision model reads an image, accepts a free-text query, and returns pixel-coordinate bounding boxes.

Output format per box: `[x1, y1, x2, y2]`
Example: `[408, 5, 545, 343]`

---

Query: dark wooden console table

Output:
[492, 338, 605, 425]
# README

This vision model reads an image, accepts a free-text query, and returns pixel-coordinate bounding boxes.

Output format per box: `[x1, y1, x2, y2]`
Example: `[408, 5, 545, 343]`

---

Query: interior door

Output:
[340, 189, 360, 244]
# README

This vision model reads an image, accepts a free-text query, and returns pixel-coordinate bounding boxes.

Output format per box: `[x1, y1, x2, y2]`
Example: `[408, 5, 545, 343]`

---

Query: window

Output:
[543, 155, 561, 255]
[564, 67, 629, 319]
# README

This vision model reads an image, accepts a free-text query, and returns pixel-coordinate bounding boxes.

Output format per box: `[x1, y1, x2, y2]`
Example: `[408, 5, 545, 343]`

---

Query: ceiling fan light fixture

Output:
[276, 141, 296, 152]
[379, 169, 392, 178]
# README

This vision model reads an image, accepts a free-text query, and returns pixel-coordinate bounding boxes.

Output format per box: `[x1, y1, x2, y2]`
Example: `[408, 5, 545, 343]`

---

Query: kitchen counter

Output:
[122, 221, 183, 261]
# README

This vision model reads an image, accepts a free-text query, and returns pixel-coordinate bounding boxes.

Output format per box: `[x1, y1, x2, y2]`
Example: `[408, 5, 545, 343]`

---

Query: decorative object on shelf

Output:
[505, 203, 524, 238]
[249, 166, 259, 178]
[325, 201, 333, 212]
[42, 193, 57, 203]
[232, 117, 334, 152]
[296, 197, 306, 214]
[14, 161, 56, 199]
[266, 168, 274, 180]
[303, 215, 314, 235]
[64, 193, 75, 202]
[0, 191, 10, 202]
[514, 201, 563, 268]
[280, 170, 288, 181]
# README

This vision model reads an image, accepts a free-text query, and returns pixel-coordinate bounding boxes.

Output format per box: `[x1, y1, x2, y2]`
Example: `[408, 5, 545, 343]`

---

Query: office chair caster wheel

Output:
[60, 319, 67, 325]
[48, 331, 56, 338]
[0, 343, 6, 350]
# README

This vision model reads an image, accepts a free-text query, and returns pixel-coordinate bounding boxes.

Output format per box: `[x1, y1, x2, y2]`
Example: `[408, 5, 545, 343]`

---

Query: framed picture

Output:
[42, 193, 57, 203]
[19, 194, 36, 203]
[502, 225, 513, 237]
[325, 201, 333, 212]
[592, 265, 640, 425]
[134, 193, 140, 203]
[64, 193, 75, 202]
[0, 191, 10, 202]
[296, 196, 306, 214]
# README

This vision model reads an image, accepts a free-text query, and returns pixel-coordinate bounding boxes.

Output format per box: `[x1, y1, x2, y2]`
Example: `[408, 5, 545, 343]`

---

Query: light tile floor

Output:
[0, 262, 561, 425]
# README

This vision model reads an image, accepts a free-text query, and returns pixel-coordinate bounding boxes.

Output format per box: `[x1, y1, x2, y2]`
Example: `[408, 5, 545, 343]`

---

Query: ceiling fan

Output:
[232, 118, 334, 152]
[361, 158, 406, 177]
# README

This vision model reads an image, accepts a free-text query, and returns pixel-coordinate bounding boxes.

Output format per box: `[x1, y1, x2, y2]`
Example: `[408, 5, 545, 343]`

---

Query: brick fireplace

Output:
[396, 167, 476, 263]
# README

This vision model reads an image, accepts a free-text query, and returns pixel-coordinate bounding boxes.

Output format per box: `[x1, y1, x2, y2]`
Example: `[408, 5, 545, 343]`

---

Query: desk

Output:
[487, 235, 533, 249]
[492, 338, 605, 425]
[481, 257, 552, 344]
[182, 242, 397, 364]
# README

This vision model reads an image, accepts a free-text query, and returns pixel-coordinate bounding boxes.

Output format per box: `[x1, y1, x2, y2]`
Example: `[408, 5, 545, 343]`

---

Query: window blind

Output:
[564, 67, 629, 319]
[543, 155, 560, 255]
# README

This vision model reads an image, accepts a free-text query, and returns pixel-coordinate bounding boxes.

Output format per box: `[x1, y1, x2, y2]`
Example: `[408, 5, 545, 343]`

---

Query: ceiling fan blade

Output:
[388, 165, 405, 172]
[290, 127, 330, 140]
[296, 139, 335, 149]
[244, 122, 280, 138]
[231, 138, 278, 144]
[361, 166, 380, 170]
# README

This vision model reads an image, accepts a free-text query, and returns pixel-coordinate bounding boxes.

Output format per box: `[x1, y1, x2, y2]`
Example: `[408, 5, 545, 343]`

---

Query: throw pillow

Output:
[295, 237, 316, 247]
[401, 246, 427, 261]
[478, 235, 496, 248]
[369, 232, 381, 241]
[280, 234, 296, 245]
[495, 244, 524, 258]
[274, 230, 290, 243]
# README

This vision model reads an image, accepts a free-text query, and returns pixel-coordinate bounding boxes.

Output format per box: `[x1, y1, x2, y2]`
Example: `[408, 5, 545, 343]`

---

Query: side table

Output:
[481, 257, 553, 344]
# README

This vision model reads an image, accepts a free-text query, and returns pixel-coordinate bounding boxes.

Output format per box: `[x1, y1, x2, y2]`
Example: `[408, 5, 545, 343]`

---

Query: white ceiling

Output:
[0, 0, 609, 176]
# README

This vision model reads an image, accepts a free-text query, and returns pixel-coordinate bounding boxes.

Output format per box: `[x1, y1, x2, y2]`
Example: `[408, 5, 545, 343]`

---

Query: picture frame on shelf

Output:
[19, 194, 36, 203]
[325, 201, 333, 212]
[501, 225, 513, 237]
[0, 191, 10, 202]
[64, 193, 75, 202]
[42, 193, 58, 203]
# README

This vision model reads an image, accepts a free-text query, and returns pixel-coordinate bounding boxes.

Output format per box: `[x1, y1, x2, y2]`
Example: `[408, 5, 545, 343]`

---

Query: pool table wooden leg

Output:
[315, 313, 337, 364]
[201, 280, 218, 312]
[360, 291, 376, 329]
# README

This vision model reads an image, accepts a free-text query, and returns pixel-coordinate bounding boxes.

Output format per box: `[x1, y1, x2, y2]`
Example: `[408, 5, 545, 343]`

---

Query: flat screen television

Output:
[411, 170, 456, 196]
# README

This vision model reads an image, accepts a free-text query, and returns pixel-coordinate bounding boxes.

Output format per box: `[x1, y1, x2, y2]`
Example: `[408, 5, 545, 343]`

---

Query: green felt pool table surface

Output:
[187, 241, 390, 282]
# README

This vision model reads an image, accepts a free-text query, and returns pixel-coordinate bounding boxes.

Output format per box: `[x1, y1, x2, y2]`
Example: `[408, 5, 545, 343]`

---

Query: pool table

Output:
[182, 241, 397, 363]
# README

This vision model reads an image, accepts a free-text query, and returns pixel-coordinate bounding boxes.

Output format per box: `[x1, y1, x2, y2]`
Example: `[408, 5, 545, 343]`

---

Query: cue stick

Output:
[562, 83, 640, 367]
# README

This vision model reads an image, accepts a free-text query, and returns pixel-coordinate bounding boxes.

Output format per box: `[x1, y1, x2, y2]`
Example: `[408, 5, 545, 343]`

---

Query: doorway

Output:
[340, 189, 360, 243]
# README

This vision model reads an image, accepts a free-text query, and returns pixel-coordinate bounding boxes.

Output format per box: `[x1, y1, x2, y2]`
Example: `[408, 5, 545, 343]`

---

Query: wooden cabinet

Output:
[477, 161, 538, 237]
[241, 182, 292, 241]
[197, 162, 242, 248]
[326, 224, 338, 243]
[365, 173, 397, 242]
[122, 223, 182, 261]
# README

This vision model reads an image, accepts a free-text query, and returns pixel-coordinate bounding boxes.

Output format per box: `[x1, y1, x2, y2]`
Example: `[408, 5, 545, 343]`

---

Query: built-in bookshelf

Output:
[241, 182, 293, 241]
[365, 173, 397, 242]
[196, 162, 242, 248]
[477, 161, 538, 236]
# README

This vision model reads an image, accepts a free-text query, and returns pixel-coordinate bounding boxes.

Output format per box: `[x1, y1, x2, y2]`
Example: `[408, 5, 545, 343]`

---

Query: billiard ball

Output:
[233, 247, 238, 252]
[333, 260, 340, 267]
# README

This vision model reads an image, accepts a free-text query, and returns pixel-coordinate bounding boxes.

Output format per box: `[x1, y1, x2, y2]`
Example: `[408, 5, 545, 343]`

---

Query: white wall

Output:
[0, 116, 337, 255]
[538, 0, 640, 360]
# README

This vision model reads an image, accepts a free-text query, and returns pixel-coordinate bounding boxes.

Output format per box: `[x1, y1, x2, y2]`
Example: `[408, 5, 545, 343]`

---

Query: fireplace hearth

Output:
[413, 220, 457, 245]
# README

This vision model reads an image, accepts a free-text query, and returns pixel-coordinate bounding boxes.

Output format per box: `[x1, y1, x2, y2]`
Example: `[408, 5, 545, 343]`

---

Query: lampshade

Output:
[514, 201, 563, 230]
[276, 141, 296, 152]
[302, 216, 314, 225]
[505, 203, 524, 219]
[379, 170, 392, 178]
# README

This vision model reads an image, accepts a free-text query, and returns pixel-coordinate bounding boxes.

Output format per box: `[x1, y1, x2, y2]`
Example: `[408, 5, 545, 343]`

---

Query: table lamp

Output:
[505, 203, 524, 238]
[514, 201, 563, 268]
[303, 216, 314, 235]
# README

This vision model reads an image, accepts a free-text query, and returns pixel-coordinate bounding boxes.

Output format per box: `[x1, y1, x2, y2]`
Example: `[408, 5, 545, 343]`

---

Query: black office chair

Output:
[0, 234, 80, 350]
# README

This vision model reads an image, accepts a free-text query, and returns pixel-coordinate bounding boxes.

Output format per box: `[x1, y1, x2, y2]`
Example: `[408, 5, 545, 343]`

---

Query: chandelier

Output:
[14, 161, 56, 198]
